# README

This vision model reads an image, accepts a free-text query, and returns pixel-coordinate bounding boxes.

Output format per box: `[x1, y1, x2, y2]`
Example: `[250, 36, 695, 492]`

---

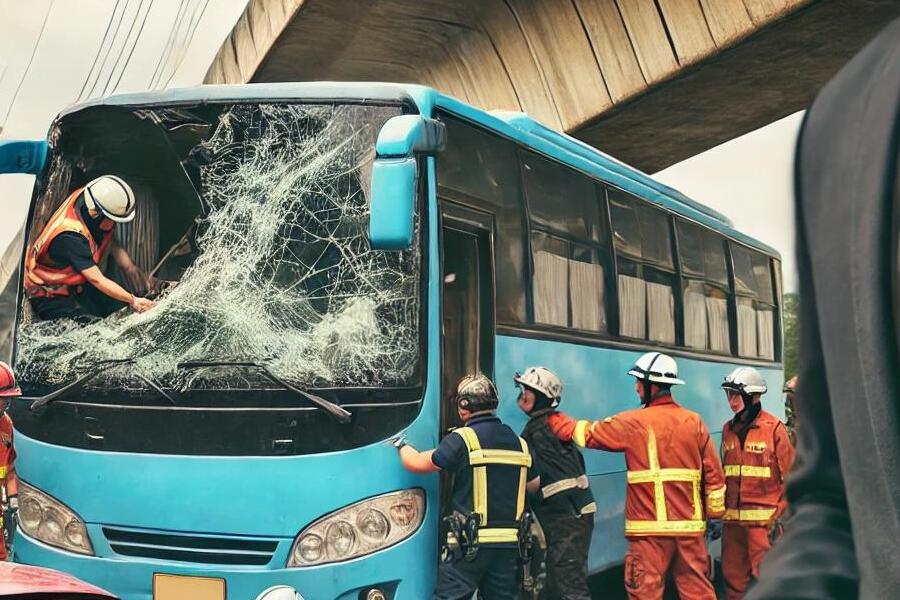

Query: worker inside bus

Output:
[24, 175, 157, 323]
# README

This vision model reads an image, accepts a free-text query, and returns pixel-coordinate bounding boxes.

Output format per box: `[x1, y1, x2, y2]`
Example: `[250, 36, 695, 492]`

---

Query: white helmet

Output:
[255, 586, 304, 600]
[627, 352, 684, 386]
[514, 366, 563, 405]
[83, 175, 136, 223]
[721, 367, 767, 395]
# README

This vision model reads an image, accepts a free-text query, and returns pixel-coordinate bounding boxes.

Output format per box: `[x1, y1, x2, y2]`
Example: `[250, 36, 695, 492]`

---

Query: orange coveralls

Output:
[0, 413, 17, 561]
[720, 409, 795, 600]
[548, 395, 725, 600]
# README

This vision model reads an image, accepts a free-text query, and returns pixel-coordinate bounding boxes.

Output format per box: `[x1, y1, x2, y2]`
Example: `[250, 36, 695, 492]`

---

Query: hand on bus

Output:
[130, 296, 156, 313]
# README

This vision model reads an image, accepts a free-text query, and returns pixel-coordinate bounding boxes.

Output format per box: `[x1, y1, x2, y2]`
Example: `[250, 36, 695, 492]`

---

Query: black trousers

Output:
[539, 499, 594, 600]
[434, 545, 521, 600]
[30, 283, 125, 323]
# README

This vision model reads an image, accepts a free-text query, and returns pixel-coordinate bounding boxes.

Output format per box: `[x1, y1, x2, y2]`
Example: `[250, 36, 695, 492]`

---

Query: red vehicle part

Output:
[0, 562, 118, 599]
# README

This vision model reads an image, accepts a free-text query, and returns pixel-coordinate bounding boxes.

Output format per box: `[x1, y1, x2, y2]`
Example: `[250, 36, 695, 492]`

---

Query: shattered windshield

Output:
[16, 102, 423, 398]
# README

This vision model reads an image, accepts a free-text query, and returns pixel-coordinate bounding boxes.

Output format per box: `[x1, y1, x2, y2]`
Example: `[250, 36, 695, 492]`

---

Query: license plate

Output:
[153, 574, 226, 600]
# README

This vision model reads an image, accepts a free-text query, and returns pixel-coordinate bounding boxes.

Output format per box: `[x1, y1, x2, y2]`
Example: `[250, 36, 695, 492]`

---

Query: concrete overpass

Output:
[205, 0, 899, 172]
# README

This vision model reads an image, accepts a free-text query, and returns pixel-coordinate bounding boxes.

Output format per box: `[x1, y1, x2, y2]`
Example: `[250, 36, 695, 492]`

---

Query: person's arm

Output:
[109, 239, 156, 295]
[526, 476, 541, 495]
[546, 411, 630, 451]
[699, 422, 726, 519]
[81, 266, 155, 312]
[772, 422, 796, 520]
[398, 446, 440, 474]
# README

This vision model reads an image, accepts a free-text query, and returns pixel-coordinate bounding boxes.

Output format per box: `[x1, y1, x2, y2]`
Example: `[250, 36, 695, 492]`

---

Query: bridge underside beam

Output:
[206, 0, 900, 172]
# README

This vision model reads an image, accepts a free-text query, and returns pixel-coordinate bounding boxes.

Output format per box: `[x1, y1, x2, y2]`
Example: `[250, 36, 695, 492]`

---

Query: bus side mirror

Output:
[0, 140, 48, 175]
[369, 115, 445, 250]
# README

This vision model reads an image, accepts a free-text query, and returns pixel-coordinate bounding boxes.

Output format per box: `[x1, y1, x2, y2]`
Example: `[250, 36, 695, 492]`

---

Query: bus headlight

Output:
[17, 481, 93, 556]
[287, 488, 424, 567]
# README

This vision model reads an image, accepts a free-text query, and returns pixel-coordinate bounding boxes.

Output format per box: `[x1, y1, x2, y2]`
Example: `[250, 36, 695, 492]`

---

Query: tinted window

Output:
[522, 154, 605, 242]
[437, 114, 527, 324]
[731, 243, 778, 359]
[609, 189, 674, 269]
[677, 220, 728, 285]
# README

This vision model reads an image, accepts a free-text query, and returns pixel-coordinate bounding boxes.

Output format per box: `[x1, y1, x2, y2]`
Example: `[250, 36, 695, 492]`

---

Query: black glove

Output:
[707, 519, 723, 541]
[768, 518, 784, 544]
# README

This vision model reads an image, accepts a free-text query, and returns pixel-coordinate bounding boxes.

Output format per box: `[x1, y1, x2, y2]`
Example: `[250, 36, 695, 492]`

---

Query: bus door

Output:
[439, 203, 496, 511]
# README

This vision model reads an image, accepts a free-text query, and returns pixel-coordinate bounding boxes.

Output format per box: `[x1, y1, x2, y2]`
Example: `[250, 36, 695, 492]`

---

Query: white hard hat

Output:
[514, 366, 563, 406]
[83, 175, 136, 223]
[255, 586, 304, 600]
[721, 367, 767, 395]
[627, 352, 684, 386]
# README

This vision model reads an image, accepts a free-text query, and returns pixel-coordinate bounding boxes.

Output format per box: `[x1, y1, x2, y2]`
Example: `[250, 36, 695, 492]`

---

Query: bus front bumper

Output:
[13, 525, 433, 600]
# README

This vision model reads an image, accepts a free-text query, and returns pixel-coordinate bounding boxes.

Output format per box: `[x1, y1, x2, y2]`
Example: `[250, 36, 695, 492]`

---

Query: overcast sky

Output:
[1, 0, 800, 292]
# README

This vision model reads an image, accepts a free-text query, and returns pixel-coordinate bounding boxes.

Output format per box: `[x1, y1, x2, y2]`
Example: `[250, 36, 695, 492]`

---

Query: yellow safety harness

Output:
[452, 426, 532, 544]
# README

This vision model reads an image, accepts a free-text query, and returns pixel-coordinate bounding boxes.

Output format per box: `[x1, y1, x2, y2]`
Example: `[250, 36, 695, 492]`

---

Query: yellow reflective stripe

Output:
[580, 502, 597, 515]
[516, 437, 528, 520]
[723, 508, 776, 522]
[724, 465, 772, 478]
[624, 519, 706, 535]
[573, 420, 590, 447]
[706, 485, 726, 515]
[649, 429, 666, 521]
[626, 469, 700, 483]
[455, 428, 488, 524]
[0, 466, 7, 479]
[541, 475, 590, 498]
[468, 449, 532, 467]
[477, 528, 520, 543]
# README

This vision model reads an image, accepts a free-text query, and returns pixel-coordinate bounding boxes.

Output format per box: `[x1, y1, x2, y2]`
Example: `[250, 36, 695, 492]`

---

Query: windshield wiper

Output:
[176, 360, 352, 424]
[30, 358, 177, 413]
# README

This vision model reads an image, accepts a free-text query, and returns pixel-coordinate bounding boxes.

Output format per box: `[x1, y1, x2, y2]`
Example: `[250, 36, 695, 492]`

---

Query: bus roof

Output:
[57, 82, 778, 258]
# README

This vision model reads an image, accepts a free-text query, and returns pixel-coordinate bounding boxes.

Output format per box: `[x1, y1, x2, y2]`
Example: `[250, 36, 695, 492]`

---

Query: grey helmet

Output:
[456, 373, 500, 412]
[722, 367, 768, 396]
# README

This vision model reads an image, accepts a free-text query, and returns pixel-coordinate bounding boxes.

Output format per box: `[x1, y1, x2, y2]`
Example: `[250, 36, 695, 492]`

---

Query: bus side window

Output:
[677, 220, 732, 354]
[521, 153, 612, 333]
[435, 113, 527, 325]
[731, 242, 777, 360]
[608, 189, 678, 345]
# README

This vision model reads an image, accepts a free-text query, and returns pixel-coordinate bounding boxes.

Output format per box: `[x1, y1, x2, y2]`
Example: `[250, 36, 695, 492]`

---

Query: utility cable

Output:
[1, 0, 55, 128]
[84, 0, 132, 100]
[76, 0, 123, 102]
[106, 0, 155, 96]
[163, 0, 210, 89]
[148, 0, 189, 89]
[155, 0, 199, 89]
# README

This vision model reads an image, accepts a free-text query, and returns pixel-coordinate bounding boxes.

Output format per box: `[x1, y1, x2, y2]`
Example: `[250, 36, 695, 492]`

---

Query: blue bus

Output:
[0, 83, 783, 600]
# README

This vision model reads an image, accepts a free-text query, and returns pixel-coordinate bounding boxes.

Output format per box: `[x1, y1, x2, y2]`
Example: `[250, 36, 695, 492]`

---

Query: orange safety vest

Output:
[24, 187, 113, 298]
[721, 409, 795, 525]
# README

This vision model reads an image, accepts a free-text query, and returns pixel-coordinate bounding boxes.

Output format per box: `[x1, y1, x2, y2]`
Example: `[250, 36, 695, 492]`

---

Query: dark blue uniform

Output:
[432, 414, 537, 600]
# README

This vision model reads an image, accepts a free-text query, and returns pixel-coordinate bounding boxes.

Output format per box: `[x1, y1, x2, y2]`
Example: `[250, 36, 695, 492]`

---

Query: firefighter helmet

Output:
[83, 175, 136, 223]
[456, 373, 499, 413]
[514, 366, 563, 406]
[0, 362, 20, 398]
[722, 367, 768, 395]
[627, 352, 684, 386]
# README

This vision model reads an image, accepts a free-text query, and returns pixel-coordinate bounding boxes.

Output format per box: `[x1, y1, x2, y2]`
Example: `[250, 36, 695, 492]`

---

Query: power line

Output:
[148, 0, 189, 89]
[163, 0, 210, 89]
[155, 0, 198, 89]
[1, 0, 56, 129]
[84, 0, 132, 100]
[104, 0, 155, 96]
[76, 0, 124, 102]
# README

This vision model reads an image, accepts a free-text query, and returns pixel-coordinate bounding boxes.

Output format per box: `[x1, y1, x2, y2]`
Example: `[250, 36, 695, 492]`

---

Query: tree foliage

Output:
[782, 293, 800, 378]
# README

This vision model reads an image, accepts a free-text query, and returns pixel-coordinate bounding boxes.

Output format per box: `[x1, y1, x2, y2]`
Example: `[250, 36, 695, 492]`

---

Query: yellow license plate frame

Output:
[153, 573, 226, 600]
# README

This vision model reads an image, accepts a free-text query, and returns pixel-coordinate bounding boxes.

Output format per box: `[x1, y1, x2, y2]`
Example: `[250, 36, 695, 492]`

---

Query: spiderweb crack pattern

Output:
[17, 103, 421, 392]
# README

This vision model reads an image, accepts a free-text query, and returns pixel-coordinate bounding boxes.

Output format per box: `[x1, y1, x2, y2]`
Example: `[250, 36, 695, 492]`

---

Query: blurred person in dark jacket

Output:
[747, 16, 900, 600]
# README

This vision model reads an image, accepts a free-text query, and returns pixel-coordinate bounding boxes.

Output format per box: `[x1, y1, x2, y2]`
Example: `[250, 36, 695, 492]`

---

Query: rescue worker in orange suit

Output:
[719, 367, 795, 600]
[393, 374, 538, 600]
[24, 175, 156, 323]
[514, 366, 595, 600]
[547, 351, 726, 600]
[0, 362, 20, 561]
[781, 376, 798, 447]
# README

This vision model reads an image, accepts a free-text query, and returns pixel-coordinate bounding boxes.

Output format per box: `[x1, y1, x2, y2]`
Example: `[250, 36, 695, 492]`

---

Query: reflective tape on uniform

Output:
[580, 502, 597, 515]
[722, 508, 776, 522]
[476, 528, 520, 544]
[541, 474, 589, 499]
[624, 519, 706, 535]
[724, 465, 772, 478]
[0, 466, 7, 479]
[573, 420, 590, 447]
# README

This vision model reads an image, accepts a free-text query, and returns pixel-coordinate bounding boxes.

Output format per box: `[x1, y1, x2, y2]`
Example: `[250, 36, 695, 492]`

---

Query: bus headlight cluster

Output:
[18, 480, 93, 555]
[287, 489, 424, 567]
